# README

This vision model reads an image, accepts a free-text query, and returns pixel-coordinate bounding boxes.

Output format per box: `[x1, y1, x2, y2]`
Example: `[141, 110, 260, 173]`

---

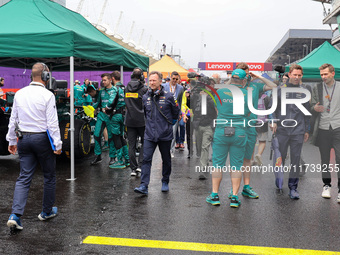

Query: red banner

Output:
[205, 62, 233, 71]
[236, 63, 264, 71]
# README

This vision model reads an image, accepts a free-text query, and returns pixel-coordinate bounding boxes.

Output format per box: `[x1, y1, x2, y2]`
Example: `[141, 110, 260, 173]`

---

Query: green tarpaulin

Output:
[0, 0, 149, 71]
[286, 41, 340, 81]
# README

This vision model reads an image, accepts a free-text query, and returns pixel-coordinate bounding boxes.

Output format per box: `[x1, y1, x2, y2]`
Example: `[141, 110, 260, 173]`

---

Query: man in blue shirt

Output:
[163, 71, 184, 153]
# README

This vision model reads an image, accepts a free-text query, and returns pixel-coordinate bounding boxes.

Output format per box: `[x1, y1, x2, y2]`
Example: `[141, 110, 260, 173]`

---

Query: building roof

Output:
[265, 29, 332, 66]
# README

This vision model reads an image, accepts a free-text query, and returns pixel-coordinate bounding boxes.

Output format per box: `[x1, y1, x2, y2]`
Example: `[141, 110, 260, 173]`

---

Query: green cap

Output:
[231, 69, 247, 80]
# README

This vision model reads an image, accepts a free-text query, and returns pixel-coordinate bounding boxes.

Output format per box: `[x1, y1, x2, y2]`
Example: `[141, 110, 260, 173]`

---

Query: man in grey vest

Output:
[310, 63, 340, 202]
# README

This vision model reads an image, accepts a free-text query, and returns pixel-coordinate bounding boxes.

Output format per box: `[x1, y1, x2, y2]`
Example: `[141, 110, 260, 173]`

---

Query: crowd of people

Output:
[4, 61, 340, 230]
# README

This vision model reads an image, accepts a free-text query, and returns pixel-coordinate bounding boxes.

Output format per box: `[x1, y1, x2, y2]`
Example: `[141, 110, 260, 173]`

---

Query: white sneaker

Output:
[337, 193, 340, 203]
[171, 152, 174, 158]
[255, 154, 263, 166]
[322, 185, 331, 198]
[136, 168, 141, 173]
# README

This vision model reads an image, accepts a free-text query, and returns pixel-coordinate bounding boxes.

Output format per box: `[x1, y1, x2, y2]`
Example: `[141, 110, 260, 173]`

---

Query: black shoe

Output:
[198, 174, 207, 180]
[109, 157, 116, 165]
[91, 155, 102, 165]
[131, 169, 137, 176]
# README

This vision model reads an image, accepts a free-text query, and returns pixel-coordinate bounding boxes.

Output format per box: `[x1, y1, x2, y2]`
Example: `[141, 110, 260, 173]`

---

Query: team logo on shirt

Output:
[126, 93, 138, 98]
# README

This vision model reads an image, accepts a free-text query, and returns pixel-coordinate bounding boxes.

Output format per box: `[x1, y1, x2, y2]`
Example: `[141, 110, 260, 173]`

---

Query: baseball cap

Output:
[231, 69, 247, 80]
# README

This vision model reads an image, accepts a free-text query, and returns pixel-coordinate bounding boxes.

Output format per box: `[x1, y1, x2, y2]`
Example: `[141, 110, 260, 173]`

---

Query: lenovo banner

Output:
[205, 62, 234, 71]
[236, 62, 264, 71]
[199, 62, 272, 71]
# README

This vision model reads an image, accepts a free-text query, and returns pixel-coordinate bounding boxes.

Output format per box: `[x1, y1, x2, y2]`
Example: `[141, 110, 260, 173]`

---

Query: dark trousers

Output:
[277, 133, 304, 190]
[12, 133, 56, 216]
[127, 126, 145, 171]
[186, 117, 193, 155]
[317, 127, 340, 190]
[141, 140, 172, 187]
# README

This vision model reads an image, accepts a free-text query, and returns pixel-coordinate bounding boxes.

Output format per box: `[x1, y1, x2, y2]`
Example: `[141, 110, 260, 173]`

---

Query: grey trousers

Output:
[196, 126, 214, 169]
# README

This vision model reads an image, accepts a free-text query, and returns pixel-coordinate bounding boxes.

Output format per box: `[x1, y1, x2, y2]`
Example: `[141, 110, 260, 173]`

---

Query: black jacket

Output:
[124, 79, 148, 127]
[272, 83, 311, 136]
[191, 92, 217, 128]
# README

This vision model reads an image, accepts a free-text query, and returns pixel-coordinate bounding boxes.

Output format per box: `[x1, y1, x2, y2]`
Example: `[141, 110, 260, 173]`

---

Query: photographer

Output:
[189, 76, 217, 180]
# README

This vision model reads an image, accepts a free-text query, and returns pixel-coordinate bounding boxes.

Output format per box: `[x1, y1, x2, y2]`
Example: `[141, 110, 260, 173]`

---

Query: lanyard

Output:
[324, 82, 336, 112]
[170, 85, 176, 94]
[30, 82, 45, 87]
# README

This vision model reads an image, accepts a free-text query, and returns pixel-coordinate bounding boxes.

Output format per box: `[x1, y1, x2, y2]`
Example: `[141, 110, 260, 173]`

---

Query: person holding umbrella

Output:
[271, 64, 310, 199]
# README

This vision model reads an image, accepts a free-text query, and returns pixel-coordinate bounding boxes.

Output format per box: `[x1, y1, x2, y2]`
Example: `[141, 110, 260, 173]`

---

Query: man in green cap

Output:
[206, 69, 249, 208]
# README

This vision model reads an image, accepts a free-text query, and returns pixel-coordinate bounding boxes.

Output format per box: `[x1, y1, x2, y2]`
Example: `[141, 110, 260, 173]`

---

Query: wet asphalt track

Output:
[0, 140, 340, 255]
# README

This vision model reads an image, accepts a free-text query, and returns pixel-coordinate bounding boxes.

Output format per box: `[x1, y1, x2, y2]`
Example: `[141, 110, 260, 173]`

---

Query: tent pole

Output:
[67, 56, 76, 181]
[120, 65, 124, 84]
[147, 68, 149, 87]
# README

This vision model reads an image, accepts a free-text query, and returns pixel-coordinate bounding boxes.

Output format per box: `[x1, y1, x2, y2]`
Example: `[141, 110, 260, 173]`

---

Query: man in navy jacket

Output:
[134, 71, 180, 195]
[271, 64, 310, 199]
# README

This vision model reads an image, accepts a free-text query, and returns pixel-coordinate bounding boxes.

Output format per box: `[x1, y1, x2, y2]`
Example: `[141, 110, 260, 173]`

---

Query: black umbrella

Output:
[270, 134, 284, 190]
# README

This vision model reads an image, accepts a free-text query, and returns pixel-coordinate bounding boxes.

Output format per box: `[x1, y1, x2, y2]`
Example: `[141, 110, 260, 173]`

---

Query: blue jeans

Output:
[12, 133, 56, 216]
[176, 120, 185, 144]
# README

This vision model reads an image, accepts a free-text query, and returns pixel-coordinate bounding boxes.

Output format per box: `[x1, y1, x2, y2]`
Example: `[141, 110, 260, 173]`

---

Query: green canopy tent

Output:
[285, 41, 340, 81]
[0, 0, 149, 71]
[0, 0, 149, 180]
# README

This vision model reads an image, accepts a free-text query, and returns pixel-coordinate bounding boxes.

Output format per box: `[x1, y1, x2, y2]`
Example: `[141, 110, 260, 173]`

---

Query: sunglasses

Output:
[172, 78, 179, 80]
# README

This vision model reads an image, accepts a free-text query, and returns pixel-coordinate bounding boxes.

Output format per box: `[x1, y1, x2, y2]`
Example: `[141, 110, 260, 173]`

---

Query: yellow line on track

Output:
[83, 236, 340, 254]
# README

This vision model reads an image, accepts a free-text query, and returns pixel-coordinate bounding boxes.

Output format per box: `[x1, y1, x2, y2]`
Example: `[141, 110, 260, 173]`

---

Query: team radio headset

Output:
[30, 62, 51, 83]
[131, 67, 145, 82]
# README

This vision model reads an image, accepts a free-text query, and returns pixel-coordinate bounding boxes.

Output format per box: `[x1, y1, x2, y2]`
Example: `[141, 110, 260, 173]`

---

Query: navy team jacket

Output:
[143, 88, 180, 142]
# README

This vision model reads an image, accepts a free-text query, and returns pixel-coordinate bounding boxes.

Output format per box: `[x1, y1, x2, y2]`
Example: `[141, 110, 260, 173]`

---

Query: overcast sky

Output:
[67, 0, 331, 68]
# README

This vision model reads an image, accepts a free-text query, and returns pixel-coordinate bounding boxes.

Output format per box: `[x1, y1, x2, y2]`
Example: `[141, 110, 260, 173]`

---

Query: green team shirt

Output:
[214, 85, 249, 129]
[115, 86, 126, 110]
[93, 86, 118, 109]
[245, 82, 265, 136]
[74, 84, 84, 106]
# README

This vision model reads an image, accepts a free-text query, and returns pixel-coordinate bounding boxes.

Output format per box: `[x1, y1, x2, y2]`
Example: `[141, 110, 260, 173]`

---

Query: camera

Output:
[187, 72, 210, 91]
